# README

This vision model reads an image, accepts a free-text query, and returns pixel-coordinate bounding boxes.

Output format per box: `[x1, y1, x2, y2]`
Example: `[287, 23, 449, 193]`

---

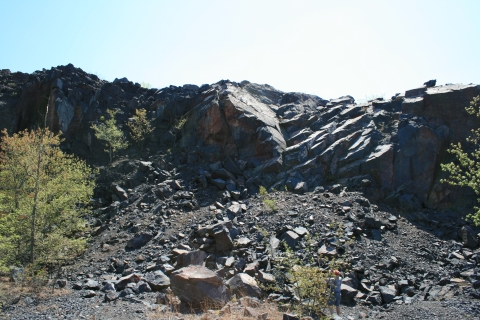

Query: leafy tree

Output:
[441, 95, 480, 225]
[91, 109, 128, 164]
[127, 108, 154, 152]
[0, 128, 95, 274]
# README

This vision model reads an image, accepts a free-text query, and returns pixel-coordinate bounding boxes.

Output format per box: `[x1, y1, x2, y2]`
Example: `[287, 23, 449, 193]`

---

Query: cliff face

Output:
[1, 64, 479, 210]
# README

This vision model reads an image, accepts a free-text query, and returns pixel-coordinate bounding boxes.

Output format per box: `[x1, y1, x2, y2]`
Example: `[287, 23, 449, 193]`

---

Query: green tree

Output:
[127, 108, 154, 152]
[441, 95, 480, 225]
[0, 128, 95, 273]
[91, 109, 128, 164]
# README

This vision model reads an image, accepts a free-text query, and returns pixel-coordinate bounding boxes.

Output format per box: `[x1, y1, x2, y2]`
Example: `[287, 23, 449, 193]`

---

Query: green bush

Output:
[441, 96, 480, 225]
[263, 199, 277, 212]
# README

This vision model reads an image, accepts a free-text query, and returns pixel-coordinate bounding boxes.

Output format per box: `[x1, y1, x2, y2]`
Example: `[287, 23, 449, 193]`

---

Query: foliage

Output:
[127, 108, 154, 152]
[271, 231, 351, 318]
[169, 116, 187, 148]
[0, 128, 95, 274]
[91, 109, 128, 164]
[258, 185, 277, 212]
[140, 82, 152, 89]
[263, 199, 277, 211]
[259, 185, 268, 196]
[441, 95, 480, 225]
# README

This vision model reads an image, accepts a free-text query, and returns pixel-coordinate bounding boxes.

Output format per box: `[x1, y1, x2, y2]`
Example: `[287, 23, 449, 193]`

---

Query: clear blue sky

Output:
[1, 0, 479, 100]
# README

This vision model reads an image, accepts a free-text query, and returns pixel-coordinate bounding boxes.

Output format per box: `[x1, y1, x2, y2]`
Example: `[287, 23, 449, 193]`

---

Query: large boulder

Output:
[170, 265, 231, 307]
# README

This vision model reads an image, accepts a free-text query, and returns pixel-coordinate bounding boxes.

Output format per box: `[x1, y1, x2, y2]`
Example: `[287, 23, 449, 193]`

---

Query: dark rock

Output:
[127, 232, 153, 249]
[226, 273, 262, 298]
[379, 286, 396, 303]
[104, 291, 118, 302]
[460, 225, 478, 249]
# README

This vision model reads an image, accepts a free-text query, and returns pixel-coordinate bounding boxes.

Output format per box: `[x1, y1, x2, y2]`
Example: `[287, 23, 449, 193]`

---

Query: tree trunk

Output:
[30, 135, 43, 266]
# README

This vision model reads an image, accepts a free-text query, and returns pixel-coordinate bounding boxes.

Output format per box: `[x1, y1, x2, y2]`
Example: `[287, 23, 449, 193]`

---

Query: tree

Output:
[127, 108, 154, 152]
[0, 128, 95, 274]
[91, 109, 128, 164]
[441, 95, 480, 225]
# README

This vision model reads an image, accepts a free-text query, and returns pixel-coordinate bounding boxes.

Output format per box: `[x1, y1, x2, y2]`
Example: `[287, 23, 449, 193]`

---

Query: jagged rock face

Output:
[1, 65, 480, 210]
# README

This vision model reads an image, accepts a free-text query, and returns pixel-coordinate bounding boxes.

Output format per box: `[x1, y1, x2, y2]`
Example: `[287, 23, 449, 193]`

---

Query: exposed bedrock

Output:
[1, 65, 479, 210]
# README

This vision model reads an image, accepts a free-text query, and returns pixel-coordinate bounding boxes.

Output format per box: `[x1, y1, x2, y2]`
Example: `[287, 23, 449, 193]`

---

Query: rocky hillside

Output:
[1, 65, 479, 210]
[1, 65, 480, 319]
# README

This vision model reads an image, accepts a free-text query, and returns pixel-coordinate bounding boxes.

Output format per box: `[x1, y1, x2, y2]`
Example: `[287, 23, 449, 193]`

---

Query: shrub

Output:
[263, 199, 277, 212]
[441, 96, 480, 225]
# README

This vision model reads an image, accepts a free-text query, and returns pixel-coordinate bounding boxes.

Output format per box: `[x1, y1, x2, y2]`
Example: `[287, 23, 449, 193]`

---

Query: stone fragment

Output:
[176, 250, 207, 269]
[127, 232, 153, 249]
[214, 224, 234, 252]
[379, 286, 396, 303]
[460, 225, 479, 249]
[227, 273, 262, 298]
[104, 291, 118, 302]
[143, 270, 171, 291]
[340, 284, 358, 301]
[114, 273, 142, 291]
[318, 244, 337, 257]
[281, 231, 299, 249]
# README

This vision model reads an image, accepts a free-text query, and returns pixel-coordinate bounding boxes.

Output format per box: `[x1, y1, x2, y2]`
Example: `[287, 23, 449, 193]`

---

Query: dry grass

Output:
[0, 276, 71, 308]
[148, 298, 286, 320]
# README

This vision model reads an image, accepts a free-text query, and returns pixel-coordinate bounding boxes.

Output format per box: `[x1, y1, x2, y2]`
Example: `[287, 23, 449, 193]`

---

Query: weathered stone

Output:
[379, 285, 396, 303]
[460, 225, 479, 249]
[126, 232, 153, 249]
[85, 280, 101, 290]
[143, 271, 171, 291]
[318, 244, 337, 257]
[281, 231, 299, 249]
[211, 178, 226, 190]
[245, 261, 259, 276]
[104, 291, 118, 302]
[227, 273, 263, 298]
[83, 290, 96, 298]
[340, 284, 358, 301]
[170, 266, 231, 307]
[214, 224, 234, 252]
[101, 282, 116, 292]
[257, 271, 275, 284]
[176, 250, 207, 269]
[114, 273, 142, 291]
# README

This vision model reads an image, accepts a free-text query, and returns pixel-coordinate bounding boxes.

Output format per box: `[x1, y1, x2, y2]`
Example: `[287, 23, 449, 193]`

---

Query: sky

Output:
[1, 0, 479, 101]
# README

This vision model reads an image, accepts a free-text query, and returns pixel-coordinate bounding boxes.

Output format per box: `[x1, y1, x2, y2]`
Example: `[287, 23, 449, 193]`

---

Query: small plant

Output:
[169, 116, 188, 148]
[140, 82, 152, 89]
[259, 185, 268, 196]
[263, 199, 277, 211]
[127, 108, 154, 152]
[91, 109, 128, 164]
[259, 185, 277, 212]
[273, 242, 334, 318]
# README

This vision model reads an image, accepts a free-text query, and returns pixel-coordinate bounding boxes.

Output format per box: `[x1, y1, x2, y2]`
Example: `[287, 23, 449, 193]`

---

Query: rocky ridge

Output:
[1, 65, 480, 319]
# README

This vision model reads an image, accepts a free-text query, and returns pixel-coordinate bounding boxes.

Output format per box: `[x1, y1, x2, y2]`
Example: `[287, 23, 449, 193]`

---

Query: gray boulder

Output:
[227, 273, 263, 298]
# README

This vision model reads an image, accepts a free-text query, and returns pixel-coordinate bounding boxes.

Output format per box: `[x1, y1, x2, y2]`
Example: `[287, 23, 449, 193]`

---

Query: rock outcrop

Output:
[1, 66, 480, 211]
